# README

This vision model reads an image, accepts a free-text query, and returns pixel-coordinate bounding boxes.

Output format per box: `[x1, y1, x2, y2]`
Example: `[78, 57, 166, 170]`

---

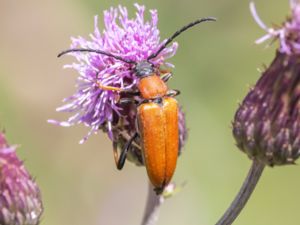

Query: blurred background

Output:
[0, 0, 297, 225]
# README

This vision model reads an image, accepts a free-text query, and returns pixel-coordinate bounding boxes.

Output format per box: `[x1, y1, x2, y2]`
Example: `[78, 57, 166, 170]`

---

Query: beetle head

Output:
[134, 61, 155, 78]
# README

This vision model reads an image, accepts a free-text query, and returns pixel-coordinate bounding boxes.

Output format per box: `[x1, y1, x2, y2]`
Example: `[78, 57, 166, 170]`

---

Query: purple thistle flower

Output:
[48, 3, 195, 169]
[250, 1, 300, 54]
[0, 132, 43, 225]
[49, 4, 178, 144]
[233, 2, 300, 166]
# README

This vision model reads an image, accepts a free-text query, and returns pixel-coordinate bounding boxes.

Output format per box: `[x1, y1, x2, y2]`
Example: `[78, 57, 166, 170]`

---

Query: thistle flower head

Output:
[49, 4, 178, 144]
[0, 132, 43, 225]
[250, 1, 300, 54]
[233, 3, 300, 166]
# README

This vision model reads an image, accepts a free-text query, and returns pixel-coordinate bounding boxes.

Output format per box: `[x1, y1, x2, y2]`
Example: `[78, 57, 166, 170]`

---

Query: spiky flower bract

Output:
[0, 132, 43, 225]
[233, 52, 300, 165]
[233, 2, 300, 166]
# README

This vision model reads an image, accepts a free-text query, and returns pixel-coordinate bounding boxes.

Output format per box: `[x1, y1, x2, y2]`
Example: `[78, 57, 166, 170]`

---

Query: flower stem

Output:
[141, 182, 164, 225]
[215, 159, 265, 225]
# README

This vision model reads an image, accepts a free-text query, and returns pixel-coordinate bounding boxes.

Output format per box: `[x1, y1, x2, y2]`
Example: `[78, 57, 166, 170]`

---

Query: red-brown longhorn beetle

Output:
[58, 17, 216, 194]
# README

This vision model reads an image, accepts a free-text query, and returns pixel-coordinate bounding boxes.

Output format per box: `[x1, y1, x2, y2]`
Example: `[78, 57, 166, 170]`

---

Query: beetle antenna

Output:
[57, 48, 137, 65]
[147, 17, 216, 60]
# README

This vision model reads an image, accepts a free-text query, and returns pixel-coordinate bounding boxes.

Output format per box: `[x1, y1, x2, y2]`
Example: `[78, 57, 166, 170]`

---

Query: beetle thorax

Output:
[137, 75, 168, 99]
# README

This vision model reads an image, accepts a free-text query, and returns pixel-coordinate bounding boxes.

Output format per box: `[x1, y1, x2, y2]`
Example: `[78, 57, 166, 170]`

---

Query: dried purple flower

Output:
[216, 3, 300, 225]
[233, 1, 300, 166]
[0, 132, 43, 225]
[233, 52, 300, 166]
[49, 4, 178, 144]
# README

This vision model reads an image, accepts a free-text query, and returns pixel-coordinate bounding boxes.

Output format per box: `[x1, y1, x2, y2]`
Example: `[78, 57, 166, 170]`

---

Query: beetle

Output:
[58, 17, 216, 194]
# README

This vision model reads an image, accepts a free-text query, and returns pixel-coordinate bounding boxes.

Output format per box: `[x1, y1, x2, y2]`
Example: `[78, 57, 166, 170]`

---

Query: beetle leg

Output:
[97, 83, 123, 92]
[122, 90, 140, 96]
[94, 72, 133, 93]
[160, 72, 173, 82]
[97, 82, 141, 96]
[136, 99, 150, 107]
[118, 98, 139, 105]
[94, 72, 122, 92]
[113, 141, 119, 167]
[119, 98, 149, 107]
[114, 133, 139, 170]
[166, 89, 181, 97]
[159, 68, 173, 82]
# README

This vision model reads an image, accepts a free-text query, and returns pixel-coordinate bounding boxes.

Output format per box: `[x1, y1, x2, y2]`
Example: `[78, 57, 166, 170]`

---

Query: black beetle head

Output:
[134, 61, 154, 78]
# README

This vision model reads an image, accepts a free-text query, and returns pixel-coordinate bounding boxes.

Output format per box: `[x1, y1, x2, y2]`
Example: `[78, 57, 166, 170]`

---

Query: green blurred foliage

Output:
[0, 0, 297, 225]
